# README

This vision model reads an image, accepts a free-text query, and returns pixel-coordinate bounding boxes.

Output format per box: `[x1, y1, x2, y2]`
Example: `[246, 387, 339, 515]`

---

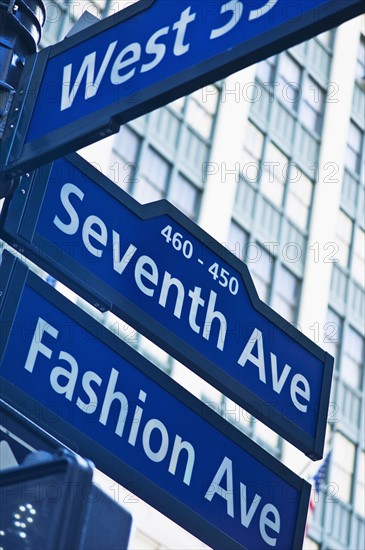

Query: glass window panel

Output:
[261, 143, 287, 206]
[134, 148, 170, 203]
[323, 309, 342, 358]
[185, 98, 213, 139]
[244, 122, 265, 160]
[256, 56, 276, 83]
[335, 211, 353, 267]
[134, 180, 163, 203]
[286, 171, 313, 230]
[169, 96, 185, 113]
[277, 53, 302, 109]
[227, 222, 248, 260]
[242, 122, 265, 184]
[271, 266, 299, 322]
[351, 228, 365, 286]
[191, 86, 219, 115]
[279, 53, 301, 84]
[169, 174, 199, 219]
[299, 78, 324, 134]
[140, 147, 170, 189]
[331, 433, 355, 503]
[345, 122, 363, 174]
[111, 124, 140, 190]
[316, 30, 333, 48]
[355, 452, 365, 516]
[114, 125, 140, 163]
[356, 38, 365, 80]
[341, 325, 364, 389]
[247, 245, 273, 302]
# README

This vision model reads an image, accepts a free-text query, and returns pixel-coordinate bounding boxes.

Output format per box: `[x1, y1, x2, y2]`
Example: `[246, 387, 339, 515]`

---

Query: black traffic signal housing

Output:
[0, 448, 132, 549]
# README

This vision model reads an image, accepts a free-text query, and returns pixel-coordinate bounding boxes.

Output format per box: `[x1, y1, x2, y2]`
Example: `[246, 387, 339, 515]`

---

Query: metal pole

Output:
[0, 0, 45, 196]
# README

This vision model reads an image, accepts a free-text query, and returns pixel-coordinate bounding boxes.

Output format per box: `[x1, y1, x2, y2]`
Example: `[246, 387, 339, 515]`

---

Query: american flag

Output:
[306, 451, 331, 536]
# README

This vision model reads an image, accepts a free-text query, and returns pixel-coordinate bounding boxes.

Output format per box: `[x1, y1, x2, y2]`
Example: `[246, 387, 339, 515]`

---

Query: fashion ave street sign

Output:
[1, 0, 363, 177]
[0, 252, 311, 550]
[0, 154, 334, 459]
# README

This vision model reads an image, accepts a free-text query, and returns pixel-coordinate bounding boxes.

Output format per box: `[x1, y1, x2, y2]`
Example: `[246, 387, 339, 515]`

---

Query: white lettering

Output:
[135, 255, 159, 297]
[50, 350, 78, 400]
[142, 418, 169, 462]
[172, 6, 196, 56]
[99, 368, 128, 436]
[270, 353, 291, 394]
[24, 318, 58, 373]
[259, 503, 281, 546]
[141, 27, 169, 73]
[53, 183, 84, 235]
[128, 390, 146, 446]
[61, 41, 117, 111]
[168, 435, 195, 486]
[290, 374, 310, 413]
[76, 371, 102, 414]
[210, 0, 243, 40]
[110, 42, 141, 85]
[159, 272, 185, 319]
[82, 214, 107, 257]
[112, 232, 137, 275]
[203, 290, 227, 351]
[188, 286, 205, 334]
[240, 483, 261, 527]
[237, 328, 266, 383]
[205, 456, 234, 517]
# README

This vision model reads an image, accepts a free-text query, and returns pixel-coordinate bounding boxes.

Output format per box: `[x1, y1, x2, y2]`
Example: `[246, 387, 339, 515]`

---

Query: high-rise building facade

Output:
[3, 1, 364, 548]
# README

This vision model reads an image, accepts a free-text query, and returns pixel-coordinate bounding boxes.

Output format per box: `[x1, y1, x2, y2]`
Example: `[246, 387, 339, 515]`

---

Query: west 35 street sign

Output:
[0, 154, 334, 459]
[0, 252, 310, 550]
[1, 0, 364, 176]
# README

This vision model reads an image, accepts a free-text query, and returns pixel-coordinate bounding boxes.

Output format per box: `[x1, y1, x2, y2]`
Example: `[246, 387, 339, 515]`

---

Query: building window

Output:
[168, 96, 185, 114]
[345, 121, 363, 175]
[242, 121, 265, 183]
[323, 309, 342, 359]
[299, 77, 325, 134]
[247, 244, 273, 302]
[351, 227, 365, 287]
[316, 30, 334, 49]
[227, 222, 249, 260]
[112, 125, 141, 189]
[331, 433, 355, 503]
[168, 173, 200, 220]
[341, 325, 364, 390]
[335, 210, 353, 268]
[135, 147, 170, 203]
[277, 53, 302, 110]
[185, 87, 219, 140]
[256, 55, 276, 83]
[285, 169, 313, 230]
[271, 265, 299, 322]
[261, 142, 288, 207]
[355, 37, 365, 81]
[355, 451, 365, 517]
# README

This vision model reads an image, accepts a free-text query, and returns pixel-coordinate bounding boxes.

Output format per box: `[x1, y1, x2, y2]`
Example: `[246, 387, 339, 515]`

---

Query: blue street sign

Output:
[0, 154, 334, 459]
[0, 251, 310, 550]
[1, 0, 363, 177]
